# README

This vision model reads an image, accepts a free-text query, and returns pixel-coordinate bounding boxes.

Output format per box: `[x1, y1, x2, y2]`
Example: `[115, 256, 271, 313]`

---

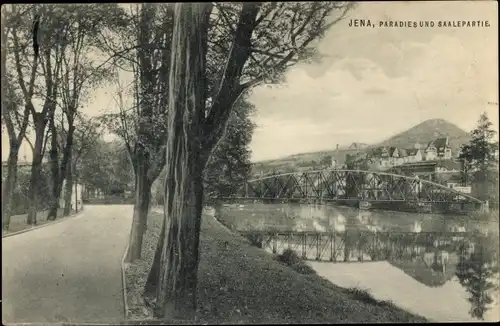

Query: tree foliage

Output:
[459, 113, 498, 173]
[204, 98, 256, 200]
[77, 137, 134, 195]
[459, 113, 499, 202]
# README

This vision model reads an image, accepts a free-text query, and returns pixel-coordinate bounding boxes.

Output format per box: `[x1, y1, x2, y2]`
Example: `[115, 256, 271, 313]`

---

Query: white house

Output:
[405, 148, 423, 163]
[59, 181, 84, 212]
[388, 147, 400, 166]
[424, 142, 438, 161]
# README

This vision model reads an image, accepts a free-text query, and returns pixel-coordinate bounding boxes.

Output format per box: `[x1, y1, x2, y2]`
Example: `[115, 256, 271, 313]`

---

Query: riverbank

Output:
[123, 208, 427, 323]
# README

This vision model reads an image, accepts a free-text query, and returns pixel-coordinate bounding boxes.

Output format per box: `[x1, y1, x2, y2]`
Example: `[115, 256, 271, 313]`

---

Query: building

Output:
[425, 137, 452, 161]
[395, 148, 407, 165]
[424, 141, 438, 161]
[57, 180, 84, 211]
[435, 172, 464, 189]
[330, 157, 338, 169]
[348, 142, 369, 150]
[405, 148, 423, 163]
[388, 161, 440, 180]
[372, 147, 391, 168]
[435, 159, 462, 173]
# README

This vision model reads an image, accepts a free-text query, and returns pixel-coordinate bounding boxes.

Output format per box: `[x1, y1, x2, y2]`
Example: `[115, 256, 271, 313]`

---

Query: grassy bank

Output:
[124, 209, 428, 324]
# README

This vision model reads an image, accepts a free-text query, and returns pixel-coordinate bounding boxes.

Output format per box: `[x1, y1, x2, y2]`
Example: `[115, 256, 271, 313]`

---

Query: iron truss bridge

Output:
[216, 169, 486, 214]
[242, 230, 477, 263]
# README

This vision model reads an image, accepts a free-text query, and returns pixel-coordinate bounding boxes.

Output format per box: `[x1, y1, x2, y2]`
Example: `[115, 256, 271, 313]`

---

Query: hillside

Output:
[252, 119, 472, 175]
[378, 119, 470, 152]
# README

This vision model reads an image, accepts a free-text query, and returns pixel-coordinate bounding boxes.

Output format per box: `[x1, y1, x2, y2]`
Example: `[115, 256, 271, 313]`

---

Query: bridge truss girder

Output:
[222, 170, 484, 211]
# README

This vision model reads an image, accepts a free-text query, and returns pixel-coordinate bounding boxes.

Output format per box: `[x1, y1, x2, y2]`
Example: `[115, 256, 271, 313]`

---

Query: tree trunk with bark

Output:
[2, 144, 20, 231]
[49, 120, 76, 219]
[144, 219, 164, 300]
[126, 158, 153, 262]
[146, 3, 211, 320]
[47, 115, 61, 220]
[27, 114, 47, 225]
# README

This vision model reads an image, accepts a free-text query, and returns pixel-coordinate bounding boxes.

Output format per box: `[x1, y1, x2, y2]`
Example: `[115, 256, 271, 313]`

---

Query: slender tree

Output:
[10, 5, 68, 225]
[100, 4, 172, 262]
[1, 5, 38, 229]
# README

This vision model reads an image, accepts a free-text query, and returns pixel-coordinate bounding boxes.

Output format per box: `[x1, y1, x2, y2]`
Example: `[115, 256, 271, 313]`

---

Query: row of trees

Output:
[1, 5, 131, 229]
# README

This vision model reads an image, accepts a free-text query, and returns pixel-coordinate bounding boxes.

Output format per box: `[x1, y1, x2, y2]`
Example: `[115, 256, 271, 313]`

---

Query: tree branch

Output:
[11, 15, 40, 115]
[24, 134, 35, 154]
[203, 3, 261, 144]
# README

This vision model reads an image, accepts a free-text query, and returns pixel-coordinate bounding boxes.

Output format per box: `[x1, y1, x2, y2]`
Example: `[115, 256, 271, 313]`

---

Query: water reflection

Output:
[217, 202, 486, 234]
[215, 202, 499, 320]
[455, 234, 499, 320]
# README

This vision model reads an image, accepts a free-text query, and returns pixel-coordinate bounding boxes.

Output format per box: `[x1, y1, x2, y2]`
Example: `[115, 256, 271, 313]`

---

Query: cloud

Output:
[248, 1, 498, 161]
[364, 87, 388, 95]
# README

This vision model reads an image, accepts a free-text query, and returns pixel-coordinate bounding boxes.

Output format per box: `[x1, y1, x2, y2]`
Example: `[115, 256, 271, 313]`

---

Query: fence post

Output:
[302, 233, 307, 259]
[330, 233, 335, 262]
[316, 234, 321, 260]
[344, 231, 349, 262]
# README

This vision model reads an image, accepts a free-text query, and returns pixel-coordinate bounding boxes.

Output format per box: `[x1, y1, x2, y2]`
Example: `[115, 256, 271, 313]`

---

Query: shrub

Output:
[244, 230, 264, 248]
[277, 248, 302, 265]
[276, 248, 316, 275]
[345, 287, 392, 307]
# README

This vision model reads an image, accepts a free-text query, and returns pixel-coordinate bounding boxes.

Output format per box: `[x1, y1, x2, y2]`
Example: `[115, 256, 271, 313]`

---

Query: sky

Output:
[2, 1, 499, 163]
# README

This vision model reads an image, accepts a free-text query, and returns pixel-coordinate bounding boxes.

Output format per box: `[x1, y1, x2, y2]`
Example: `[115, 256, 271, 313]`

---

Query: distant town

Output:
[252, 130, 499, 197]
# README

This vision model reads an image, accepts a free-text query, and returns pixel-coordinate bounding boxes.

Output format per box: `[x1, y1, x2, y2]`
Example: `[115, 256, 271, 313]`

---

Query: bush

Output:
[276, 248, 316, 275]
[244, 230, 264, 248]
[277, 248, 302, 265]
[345, 287, 392, 307]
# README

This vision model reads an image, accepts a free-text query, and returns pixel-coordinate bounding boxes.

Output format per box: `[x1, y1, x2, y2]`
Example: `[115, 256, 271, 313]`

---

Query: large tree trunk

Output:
[150, 3, 211, 320]
[2, 145, 20, 231]
[156, 158, 205, 319]
[27, 115, 47, 225]
[126, 161, 152, 262]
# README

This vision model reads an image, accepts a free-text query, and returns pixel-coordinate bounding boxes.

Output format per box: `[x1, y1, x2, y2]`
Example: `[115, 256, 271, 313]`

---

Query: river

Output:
[216, 202, 500, 322]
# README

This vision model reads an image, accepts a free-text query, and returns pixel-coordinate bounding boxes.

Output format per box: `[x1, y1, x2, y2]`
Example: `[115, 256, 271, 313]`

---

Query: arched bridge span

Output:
[216, 169, 486, 214]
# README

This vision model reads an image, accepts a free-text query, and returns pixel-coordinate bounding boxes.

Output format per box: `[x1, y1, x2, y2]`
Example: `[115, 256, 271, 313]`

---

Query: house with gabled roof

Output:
[396, 148, 407, 165]
[425, 137, 452, 160]
[405, 148, 423, 163]
[387, 147, 401, 166]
